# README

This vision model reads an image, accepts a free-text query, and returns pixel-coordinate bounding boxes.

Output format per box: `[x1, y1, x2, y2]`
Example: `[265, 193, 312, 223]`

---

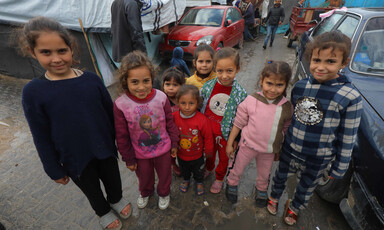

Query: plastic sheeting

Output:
[0, 0, 186, 33]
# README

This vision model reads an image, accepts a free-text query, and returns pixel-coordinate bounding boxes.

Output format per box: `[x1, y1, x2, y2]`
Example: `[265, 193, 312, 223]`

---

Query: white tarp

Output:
[186, 0, 211, 7]
[0, 0, 186, 32]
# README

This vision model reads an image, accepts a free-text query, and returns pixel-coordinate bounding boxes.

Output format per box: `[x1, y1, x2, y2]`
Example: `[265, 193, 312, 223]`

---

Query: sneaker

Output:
[210, 180, 224, 194]
[262, 45, 266, 49]
[137, 195, 149, 209]
[158, 195, 170, 210]
[255, 189, 268, 207]
[225, 184, 238, 203]
[283, 35, 289, 39]
[269, 43, 273, 47]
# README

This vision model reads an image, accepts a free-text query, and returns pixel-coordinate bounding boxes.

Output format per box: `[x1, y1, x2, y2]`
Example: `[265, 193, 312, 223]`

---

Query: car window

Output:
[232, 8, 242, 22]
[335, 16, 359, 38]
[351, 17, 384, 75]
[225, 8, 233, 22]
[312, 13, 343, 37]
[179, 8, 224, 27]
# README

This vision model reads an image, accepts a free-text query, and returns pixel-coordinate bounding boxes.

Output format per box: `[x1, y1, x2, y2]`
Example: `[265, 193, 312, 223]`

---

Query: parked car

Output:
[292, 7, 384, 230]
[158, 5, 245, 61]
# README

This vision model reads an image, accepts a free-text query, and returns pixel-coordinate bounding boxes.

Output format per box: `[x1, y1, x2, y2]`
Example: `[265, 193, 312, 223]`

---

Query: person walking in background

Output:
[21, 17, 132, 230]
[267, 31, 362, 226]
[114, 51, 179, 211]
[111, 0, 147, 62]
[225, 61, 293, 205]
[284, 0, 304, 38]
[263, 0, 285, 49]
[170, 47, 191, 76]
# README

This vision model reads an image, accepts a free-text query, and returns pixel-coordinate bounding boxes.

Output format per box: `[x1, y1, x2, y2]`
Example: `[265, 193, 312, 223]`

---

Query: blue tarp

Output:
[306, 0, 384, 8]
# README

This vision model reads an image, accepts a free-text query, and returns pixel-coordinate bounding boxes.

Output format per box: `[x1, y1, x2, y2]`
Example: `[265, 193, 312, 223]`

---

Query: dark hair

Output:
[176, 84, 202, 108]
[117, 50, 155, 93]
[214, 47, 240, 69]
[194, 43, 215, 61]
[304, 31, 351, 64]
[14, 16, 79, 64]
[162, 67, 186, 89]
[260, 60, 292, 97]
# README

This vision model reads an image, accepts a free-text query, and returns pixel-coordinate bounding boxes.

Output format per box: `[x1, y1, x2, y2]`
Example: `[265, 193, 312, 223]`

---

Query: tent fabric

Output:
[0, 0, 186, 32]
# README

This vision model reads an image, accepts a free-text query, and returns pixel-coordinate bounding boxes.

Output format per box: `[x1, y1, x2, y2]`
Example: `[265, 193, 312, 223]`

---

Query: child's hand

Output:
[226, 145, 234, 159]
[171, 148, 178, 158]
[55, 176, 70, 185]
[127, 163, 137, 171]
[233, 141, 239, 151]
[274, 153, 280, 161]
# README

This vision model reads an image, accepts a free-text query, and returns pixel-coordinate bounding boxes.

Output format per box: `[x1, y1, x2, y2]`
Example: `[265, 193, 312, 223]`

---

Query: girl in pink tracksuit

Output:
[225, 61, 293, 205]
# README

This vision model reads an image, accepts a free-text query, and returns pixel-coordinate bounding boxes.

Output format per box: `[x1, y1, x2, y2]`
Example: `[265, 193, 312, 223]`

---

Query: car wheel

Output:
[315, 164, 353, 204]
[287, 34, 295, 48]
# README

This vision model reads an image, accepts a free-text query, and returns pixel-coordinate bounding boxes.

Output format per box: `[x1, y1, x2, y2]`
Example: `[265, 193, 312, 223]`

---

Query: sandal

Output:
[267, 197, 278, 215]
[196, 182, 205, 196]
[225, 184, 238, 203]
[110, 198, 132, 219]
[210, 180, 223, 194]
[284, 199, 298, 225]
[99, 211, 122, 230]
[255, 189, 268, 207]
[179, 180, 190, 193]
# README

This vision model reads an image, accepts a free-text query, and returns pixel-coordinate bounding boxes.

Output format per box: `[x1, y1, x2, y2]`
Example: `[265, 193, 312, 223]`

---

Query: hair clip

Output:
[268, 60, 273, 64]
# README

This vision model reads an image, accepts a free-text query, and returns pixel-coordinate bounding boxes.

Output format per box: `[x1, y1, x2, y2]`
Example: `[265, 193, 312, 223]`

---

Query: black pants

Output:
[72, 157, 123, 217]
[178, 156, 204, 183]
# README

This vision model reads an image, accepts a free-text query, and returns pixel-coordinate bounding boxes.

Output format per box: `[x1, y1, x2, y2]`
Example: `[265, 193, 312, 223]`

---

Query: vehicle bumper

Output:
[340, 173, 384, 230]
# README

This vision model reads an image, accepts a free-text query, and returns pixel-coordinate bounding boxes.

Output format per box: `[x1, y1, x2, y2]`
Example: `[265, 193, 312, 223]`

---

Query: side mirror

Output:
[225, 19, 232, 26]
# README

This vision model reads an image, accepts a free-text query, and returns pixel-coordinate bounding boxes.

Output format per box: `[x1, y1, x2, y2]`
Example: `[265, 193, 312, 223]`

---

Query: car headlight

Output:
[196, 35, 213, 46]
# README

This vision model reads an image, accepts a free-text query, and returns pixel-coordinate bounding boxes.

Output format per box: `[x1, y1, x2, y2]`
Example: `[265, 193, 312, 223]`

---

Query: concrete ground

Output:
[0, 34, 351, 230]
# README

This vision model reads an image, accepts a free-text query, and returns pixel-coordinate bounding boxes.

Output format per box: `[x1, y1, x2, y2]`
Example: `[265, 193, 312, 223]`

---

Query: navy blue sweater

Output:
[22, 71, 117, 180]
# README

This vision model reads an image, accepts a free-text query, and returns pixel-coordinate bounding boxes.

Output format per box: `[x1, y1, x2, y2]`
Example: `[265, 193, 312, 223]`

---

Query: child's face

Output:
[310, 48, 347, 83]
[193, 51, 214, 75]
[30, 32, 74, 80]
[178, 93, 198, 117]
[260, 73, 286, 100]
[215, 57, 239, 86]
[127, 66, 152, 99]
[163, 78, 181, 99]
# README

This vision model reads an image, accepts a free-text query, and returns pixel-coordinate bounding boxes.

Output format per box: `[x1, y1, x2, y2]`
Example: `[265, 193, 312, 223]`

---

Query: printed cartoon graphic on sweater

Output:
[180, 128, 200, 152]
[209, 93, 229, 117]
[294, 96, 324, 125]
[135, 104, 165, 152]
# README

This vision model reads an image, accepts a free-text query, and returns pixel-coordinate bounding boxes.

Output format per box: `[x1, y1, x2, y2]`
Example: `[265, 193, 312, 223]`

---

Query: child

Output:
[21, 17, 131, 230]
[225, 61, 293, 204]
[114, 50, 179, 211]
[172, 85, 214, 196]
[267, 31, 363, 225]
[162, 66, 186, 113]
[161, 66, 186, 176]
[200, 47, 248, 193]
[170, 47, 191, 76]
[186, 44, 216, 90]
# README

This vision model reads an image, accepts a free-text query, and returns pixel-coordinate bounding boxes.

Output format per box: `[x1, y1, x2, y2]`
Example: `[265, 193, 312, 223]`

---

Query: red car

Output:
[159, 5, 245, 61]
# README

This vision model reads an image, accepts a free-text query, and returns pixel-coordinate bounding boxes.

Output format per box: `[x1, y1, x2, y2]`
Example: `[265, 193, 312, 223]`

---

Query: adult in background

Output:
[236, 0, 255, 41]
[284, 0, 304, 38]
[111, 0, 147, 62]
[262, 0, 285, 49]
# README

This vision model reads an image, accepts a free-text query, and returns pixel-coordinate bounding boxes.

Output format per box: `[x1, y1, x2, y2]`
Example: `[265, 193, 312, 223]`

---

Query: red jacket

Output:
[172, 111, 214, 161]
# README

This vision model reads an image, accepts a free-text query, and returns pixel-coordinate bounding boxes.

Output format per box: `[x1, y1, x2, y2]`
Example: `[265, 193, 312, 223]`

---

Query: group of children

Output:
[20, 16, 362, 229]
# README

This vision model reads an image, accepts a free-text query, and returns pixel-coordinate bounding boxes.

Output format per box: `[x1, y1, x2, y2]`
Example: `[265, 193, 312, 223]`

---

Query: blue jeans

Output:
[264, 25, 278, 46]
[244, 25, 253, 40]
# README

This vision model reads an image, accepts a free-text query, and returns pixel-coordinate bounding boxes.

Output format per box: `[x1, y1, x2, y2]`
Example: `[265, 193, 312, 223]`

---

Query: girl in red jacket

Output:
[172, 85, 214, 196]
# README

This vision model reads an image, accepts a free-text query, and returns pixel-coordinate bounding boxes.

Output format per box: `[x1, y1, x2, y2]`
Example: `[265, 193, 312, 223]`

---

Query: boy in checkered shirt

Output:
[266, 31, 363, 225]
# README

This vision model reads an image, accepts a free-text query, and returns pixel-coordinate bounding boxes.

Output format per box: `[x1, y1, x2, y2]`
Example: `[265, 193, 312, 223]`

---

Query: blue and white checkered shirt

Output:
[285, 74, 362, 179]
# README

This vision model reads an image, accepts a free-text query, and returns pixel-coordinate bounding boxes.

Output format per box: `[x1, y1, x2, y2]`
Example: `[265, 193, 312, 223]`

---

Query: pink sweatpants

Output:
[226, 144, 275, 191]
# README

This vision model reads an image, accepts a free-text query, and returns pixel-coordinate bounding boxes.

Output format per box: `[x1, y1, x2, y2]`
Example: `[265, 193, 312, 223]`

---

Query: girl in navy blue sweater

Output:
[20, 16, 130, 230]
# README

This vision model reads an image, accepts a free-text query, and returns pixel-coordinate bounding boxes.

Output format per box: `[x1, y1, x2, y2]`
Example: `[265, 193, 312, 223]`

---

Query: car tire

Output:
[315, 164, 353, 204]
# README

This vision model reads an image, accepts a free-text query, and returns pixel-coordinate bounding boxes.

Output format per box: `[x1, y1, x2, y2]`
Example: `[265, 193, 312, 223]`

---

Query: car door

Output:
[224, 7, 243, 47]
